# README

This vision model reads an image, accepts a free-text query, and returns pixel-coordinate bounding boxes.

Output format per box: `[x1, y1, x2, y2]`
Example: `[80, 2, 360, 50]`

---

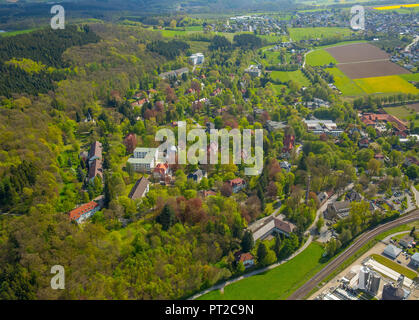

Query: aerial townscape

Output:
[0, 0, 419, 303]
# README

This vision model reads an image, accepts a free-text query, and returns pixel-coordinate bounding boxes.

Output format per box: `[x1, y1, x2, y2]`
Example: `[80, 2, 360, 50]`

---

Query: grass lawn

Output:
[370, 254, 417, 279]
[383, 106, 417, 124]
[270, 70, 310, 87]
[198, 242, 327, 300]
[306, 49, 336, 66]
[289, 27, 352, 42]
[354, 75, 419, 95]
[326, 67, 365, 96]
[0, 28, 38, 37]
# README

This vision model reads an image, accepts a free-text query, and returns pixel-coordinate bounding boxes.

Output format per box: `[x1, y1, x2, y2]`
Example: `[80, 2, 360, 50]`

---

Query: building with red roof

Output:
[69, 201, 101, 224]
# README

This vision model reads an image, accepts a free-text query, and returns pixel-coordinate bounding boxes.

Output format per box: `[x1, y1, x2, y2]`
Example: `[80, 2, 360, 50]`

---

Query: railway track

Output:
[287, 210, 419, 300]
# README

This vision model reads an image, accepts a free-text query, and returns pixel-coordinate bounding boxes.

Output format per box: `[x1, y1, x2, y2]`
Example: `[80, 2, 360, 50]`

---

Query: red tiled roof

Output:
[69, 201, 100, 221]
[238, 252, 254, 262]
[228, 178, 246, 186]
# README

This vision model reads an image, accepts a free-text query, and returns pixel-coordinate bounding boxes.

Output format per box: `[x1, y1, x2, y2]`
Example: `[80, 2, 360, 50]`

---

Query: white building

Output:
[127, 147, 158, 173]
[190, 53, 205, 65]
[303, 119, 343, 136]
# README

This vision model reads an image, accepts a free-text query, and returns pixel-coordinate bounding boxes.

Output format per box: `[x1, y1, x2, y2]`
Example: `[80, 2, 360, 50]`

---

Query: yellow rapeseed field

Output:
[354, 75, 419, 94]
[374, 4, 419, 10]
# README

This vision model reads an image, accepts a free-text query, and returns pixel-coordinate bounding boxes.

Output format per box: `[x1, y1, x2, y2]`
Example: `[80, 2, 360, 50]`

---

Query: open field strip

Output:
[289, 27, 352, 42]
[270, 70, 311, 87]
[354, 75, 419, 94]
[326, 67, 365, 96]
[197, 242, 327, 300]
[374, 4, 419, 10]
[306, 49, 336, 66]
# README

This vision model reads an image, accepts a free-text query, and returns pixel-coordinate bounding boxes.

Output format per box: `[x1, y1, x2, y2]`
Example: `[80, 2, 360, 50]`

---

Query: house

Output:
[153, 163, 170, 180]
[410, 253, 419, 267]
[265, 120, 287, 133]
[188, 169, 206, 183]
[374, 153, 385, 162]
[404, 156, 419, 167]
[345, 190, 362, 202]
[127, 147, 158, 173]
[199, 190, 217, 198]
[69, 201, 101, 224]
[383, 244, 402, 260]
[324, 201, 351, 220]
[358, 138, 370, 148]
[280, 161, 291, 172]
[249, 216, 296, 241]
[123, 133, 137, 154]
[360, 113, 407, 135]
[88, 141, 102, 164]
[282, 134, 295, 155]
[128, 177, 150, 200]
[399, 235, 414, 248]
[234, 252, 255, 269]
[88, 158, 103, 182]
[244, 65, 261, 77]
[303, 119, 343, 136]
[159, 67, 189, 80]
[228, 178, 246, 193]
[190, 53, 205, 65]
[317, 191, 328, 205]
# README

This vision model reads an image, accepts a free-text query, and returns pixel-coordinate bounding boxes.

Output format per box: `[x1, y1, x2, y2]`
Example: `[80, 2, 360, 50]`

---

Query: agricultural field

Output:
[306, 49, 336, 66]
[354, 76, 419, 95]
[325, 43, 389, 63]
[270, 70, 311, 86]
[383, 105, 419, 127]
[289, 27, 352, 41]
[198, 243, 327, 300]
[338, 60, 410, 79]
[326, 67, 365, 96]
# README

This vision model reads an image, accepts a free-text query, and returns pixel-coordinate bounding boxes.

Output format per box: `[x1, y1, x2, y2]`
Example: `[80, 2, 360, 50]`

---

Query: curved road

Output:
[288, 210, 419, 300]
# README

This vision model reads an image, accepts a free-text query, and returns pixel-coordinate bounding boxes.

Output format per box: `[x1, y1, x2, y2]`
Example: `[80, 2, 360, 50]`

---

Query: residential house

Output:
[88, 141, 102, 164]
[345, 190, 362, 202]
[190, 53, 205, 65]
[188, 169, 206, 183]
[317, 191, 329, 205]
[88, 158, 103, 182]
[199, 190, 217, 198]
[280, 161, 291, 172]
[249, 216, 296, 241]
[127, 147, 158, 173]
[282, 134, 295, 157]
[234, 252, 255, 269]
[265, 120, 287, 133]
[69, 201, 101, 224]
[404, 156, 419, 167]
[324, 201, 351, 220]
[128, 177, 150, 200]
[358, 138, 370, 148]
[153, 163, 170, 181]
[399, 235, 414, 248]
[228, 178, 246, 193]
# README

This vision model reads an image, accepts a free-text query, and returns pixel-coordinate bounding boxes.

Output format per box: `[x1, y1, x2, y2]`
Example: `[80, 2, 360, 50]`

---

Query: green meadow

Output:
[198, 242, 327, 300]
[270, 70, 311, 86]
[326, 67, 365, 96]
[306, 49, 336, 66]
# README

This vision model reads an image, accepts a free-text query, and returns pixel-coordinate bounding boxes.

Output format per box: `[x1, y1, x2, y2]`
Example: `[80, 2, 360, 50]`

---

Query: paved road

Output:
[287, 210, 419, 300]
